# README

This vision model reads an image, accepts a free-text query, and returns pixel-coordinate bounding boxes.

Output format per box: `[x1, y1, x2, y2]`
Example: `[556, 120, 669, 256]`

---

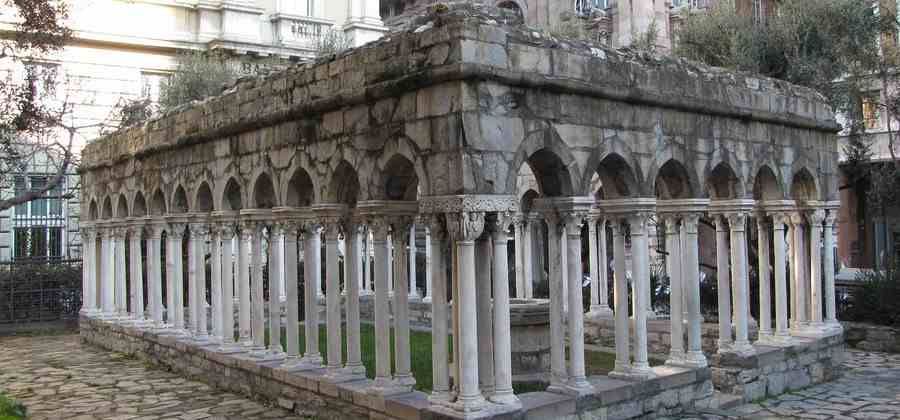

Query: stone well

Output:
[509, 298, 551, 376]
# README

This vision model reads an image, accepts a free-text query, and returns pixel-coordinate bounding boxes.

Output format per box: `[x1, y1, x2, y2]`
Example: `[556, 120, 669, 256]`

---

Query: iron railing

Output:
[0, 259, 82, 325]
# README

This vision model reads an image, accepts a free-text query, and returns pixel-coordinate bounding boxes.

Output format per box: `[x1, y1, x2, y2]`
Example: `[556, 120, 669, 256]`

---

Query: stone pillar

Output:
[324, 220, 343, 371]
[610, 220, 631, 377]
[220, 223, 237, 348]
[475, 234, 494, 396]
[260, 224, 280, 355]
[588, 217, 600, 312]
[392, 219, 415, 388]
[282, 222, 301, 359]
[546, 214, 568, 390]
[191, 223, 210, 339]
[824, 211, 840, 330]
[409, 223, 419, 299]
[100, 227, 115, 316]
[772, 214, 791, 342]
[238, 222, 253, 344]
[302, 222, 323, 365]
[727, 212, 752, 354]
[489, 215, 519, 405]
[664, 217, 684, 365]
[169, 224, 186, 330]
[81, 228, 97, 314]
[681, 214, 707, 367]
[629, 212, 655, 378]
[369, 218, 393, 389]
[114, 227, 127, 317]
[250, 222, 266, 350]
[523, 217, 535, 299]
[592, 218, 613, 318]
[563, 212, 593, 393]
[129, 226, 144, 320]
[187, 224, 199, 334]
[423, 226, 433, 303]
[714, 215, 733, 351]
[514, 217, 526, 300]
[388, 234, 394, 297]
[427, 216, 451, 403]
[446, 212, 486, 411]
[345, 222, 365, 375]
[790, 213, 809, 330]
[210, 224, 223, 340]
[366, 230, 374, 294]
[149, 225, 164, 326]
[757, 216, 773, 341]
[808, 209, 825, 328]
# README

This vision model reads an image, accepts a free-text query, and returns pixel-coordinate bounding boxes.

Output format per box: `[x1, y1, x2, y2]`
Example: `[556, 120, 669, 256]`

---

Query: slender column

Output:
[250, 222, 266, 350]
[100, 228, 115, 316]
[114, 227, 127, 317]
[427, 216, 451, 403]
[423, 226, 433, 302]
[324, 220, 343, 370]
[210, 225, 223, 340]
[388, 234, 394, 297]
[610, 220, 631, 377]
[790, 213, 809, 330]
[475, 234, 494, 396]
[727, 212, 752, 353]
[409, 223, 419, 299]
[369, 218, 393, 388]
[282, 223, 300, 358]
[772, 214, 791, 341]
[808, 209, 825, 328]
[366, 230, 374, 294]
[266, 224, 284, 354]
[220, 224, 237, 346]
[563, 212, 592, 392]
[393, 219, 415, 388]
[489, 215, 519, 404]
[588, 217, 600, 311]
[524, 217, 534, 298]
[629, 212, 655, 378]
[681, 214, 707, 367]
[187, 224, 199, 334]
[446, 212, 486, 411]
[302, 222, 323, 364]
[82, 229, 97, 314]
[757, 216, 773, 341]
[595, 218, 613, 316]
[714, 215, 733, 351]
[546, 213, 567, 390]
[149, 225, 164, 326]
[824, 211, 840, 329]
[128, 227, 144, 319]
[514, 218, 526, 299]
[193, 223, 210, 339]
[664, 217, 684, 364]
[787, 218, 798, 328]
[170, 224, 186, 330]
[238, 223, 252, 344]
[345, 222, 365, 375]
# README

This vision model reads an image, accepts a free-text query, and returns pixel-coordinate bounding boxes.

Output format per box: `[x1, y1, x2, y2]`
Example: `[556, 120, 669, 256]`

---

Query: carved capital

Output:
[681, 213, 701, 235]
[725, 212, 748, 231]
[789, 212, 805, 226]
[771, 212, 790, 229]
[446, 211, 485, 242]
[627, 211, 652, 236]
[663, 215, 679, 235]
[807, 209, 826, 225]
[367, 217, 391, 240]
[489, 211, 515, 241]
[562, 211, 586, 237]
[824, 210, 837, 227]
[188, 223, 209, 238]
[169, 222, 187, 238]
[423, 214, 446, 241]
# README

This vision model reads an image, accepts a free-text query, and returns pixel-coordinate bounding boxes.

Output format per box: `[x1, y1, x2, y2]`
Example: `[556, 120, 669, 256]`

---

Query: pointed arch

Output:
[221, 177, 243, 211]
[790, 168, 819, 201]
[381, 154, 419, 201]
[150, 189, 166, 216]
[705, 162, 744, 200]
[505, 128, 581, 197]
[654, 159, 695, 200]
[195, 182, 214, 212]
[595, 153, 639, 199]
[753, 165, 783, 201]
[171, 185, 188, 213]
[116, 194, 129, 219]
[285, 167, 316, 207]
[133, 192, 147, 217]
[88, 199, 99, 221]
[520, 189, 539, 214]
[369, 136, 430, 199]
[327, 161, 360, 207]
[251, 172, 278, 209]
[101, 196, 113, 220]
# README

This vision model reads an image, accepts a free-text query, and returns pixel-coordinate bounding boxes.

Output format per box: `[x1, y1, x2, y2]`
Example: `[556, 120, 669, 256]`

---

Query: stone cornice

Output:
[596, 198, 657, 214]
[656, 198, 711, 215]
[707, 199, 756, 215]
[417, 195, 518, 214]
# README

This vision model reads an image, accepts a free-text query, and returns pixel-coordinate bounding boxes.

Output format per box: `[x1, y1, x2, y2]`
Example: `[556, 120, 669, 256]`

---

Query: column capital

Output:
[807, 208, 826, 225]
[148, 223, 166, 239]
[561, 210, 586, 236]
[422, 214, 446, 241]
[824, 210, 837, 226]
[663, 216, 679, 235]
[681, 213, 701, 234]
[320, 216, 343, 240]
[188, 222, 210, 237]
[725, 212, 749, 230]
[168, 222, 188, 238]
[627, 211, 653, 235]
[218, 222, 239, 239]
[366, 216, 391, 239]
[489, 211, 515, 241]
[789, 212, 806, 226]
[446, 211, 485, 243]
[387, 214, 415, 235]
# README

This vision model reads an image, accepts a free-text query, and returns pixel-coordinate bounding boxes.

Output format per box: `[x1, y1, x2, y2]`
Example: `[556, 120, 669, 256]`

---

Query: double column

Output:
[80, 226, 99, 314]
[586, 213, 613, 318]
[709, 200, 754, 355]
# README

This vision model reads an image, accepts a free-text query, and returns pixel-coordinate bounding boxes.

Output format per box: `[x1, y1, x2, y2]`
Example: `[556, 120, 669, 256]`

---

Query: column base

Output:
[665, 350, 685, 367]
[215, 341, 247, 354]
[446, 392, 487, 413]
[825, 321, 844, 333]
[246, 349, 286, 361]
[279, 356, 322, 371]
[586, 306, 614, 320]
[757, 333, 793, 347]
[609, 366, 655, 381]
[488, 390, 521, 406]
[427, 390, 454, 404]
[341, 363, 367, 377]
[727, 341, 756, 356]
[716, 339, 734, 354]
[565, 377, 594, 396]
[367, 377, 410, 396]
[324, 366, 365, 383]
[627, 363, 656, 380]
[298, 354, 324, 367]
[680, 351, 708, 368]
[394, 372, 417, 389]
[422, 296, 432, 303]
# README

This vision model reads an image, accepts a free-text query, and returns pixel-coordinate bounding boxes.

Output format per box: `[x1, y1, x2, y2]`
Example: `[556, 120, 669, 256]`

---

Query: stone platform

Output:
[80, 316, 714, 419]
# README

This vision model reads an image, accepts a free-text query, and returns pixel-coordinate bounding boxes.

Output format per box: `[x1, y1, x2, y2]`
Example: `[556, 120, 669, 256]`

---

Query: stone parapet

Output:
[842, 322, 900, 353]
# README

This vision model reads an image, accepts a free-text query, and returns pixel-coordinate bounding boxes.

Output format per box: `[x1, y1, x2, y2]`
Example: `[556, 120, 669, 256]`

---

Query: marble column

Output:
[588, 217, 600, 312]
[629, 212, 654, 378]
[100, 228, 115, 316]
[81, 228, 97, 314]
[369, 218, 393, 388]
[790, 213, 809, 330]
[546, 214, 568, 390]
[409, 223, 419, 299]
[447, 211, 486, 411]
[345, 222, 365, 375]
[366, 230, 374, 294]
[250, 222, 266, 350]
[423, 226, 433, 303]
[114, 227, 127, 317]
[302, 222, 323, 365]
[187, 224, 199, 334]
[220, 224, 238, 348]
[325, 220, 343, 371]
[681, 214, 707, 367]
[267, 224, 284, 355]
[427, 216, 451, 403]
[591, 218, 613, 317]
[714, 215, 733, 351]
[192, 223, 210, 339]
[210, 225, 223, 340]
[489, 215, 519, 405]
[563, 212, 592, 392]
[238, 222, 253, 344]
[610, 220, 631, 377]
[283, 222, 301, 360]
[757, 216, 773, 341]
[664, 217, 684, 365]
[169, 224, 186, 330]
[129, 226, 144, 320]
[475, 234, 495, 396]
[524, 216, 535, 299]
[772, 214, 791, 341]
[392, 219, 415, 388]
[808, 209, 825, 328]
[727, 212, 752, 354]
[149, 224, 164, 326]
[514, 218, 526, 299]
[824, 211, 840, 329]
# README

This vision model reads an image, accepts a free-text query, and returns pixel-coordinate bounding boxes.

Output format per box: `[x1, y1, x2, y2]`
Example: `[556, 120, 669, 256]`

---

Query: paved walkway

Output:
[0, 333, 305, 420]
[671, 350, 900, 420]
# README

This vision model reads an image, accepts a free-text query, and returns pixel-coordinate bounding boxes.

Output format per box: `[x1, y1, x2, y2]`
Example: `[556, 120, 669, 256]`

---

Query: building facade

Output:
[0, 0, 386, 261]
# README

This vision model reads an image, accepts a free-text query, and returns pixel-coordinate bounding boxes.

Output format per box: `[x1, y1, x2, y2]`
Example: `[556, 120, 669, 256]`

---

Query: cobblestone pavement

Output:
[671, 349, 900, 420]
[0, 333, 306, 420]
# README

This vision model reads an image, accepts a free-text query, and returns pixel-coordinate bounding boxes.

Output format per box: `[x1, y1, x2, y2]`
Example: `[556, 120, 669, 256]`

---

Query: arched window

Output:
[575, 0, 608, 16]
[497, 1, 524, 23]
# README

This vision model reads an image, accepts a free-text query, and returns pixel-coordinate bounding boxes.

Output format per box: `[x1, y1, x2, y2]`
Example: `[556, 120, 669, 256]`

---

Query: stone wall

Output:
[585, 318, 759, 357]
[842, 322, 900, 353]
[709, 334, 845, 403]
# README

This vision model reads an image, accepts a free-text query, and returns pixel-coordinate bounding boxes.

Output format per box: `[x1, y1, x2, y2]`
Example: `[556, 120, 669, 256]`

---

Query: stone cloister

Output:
[77, 5, 844, 419]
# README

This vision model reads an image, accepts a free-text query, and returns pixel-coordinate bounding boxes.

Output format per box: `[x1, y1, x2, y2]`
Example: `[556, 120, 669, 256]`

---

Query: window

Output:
[10, 175, 67, 260]
[752, 0, 764, 24]
[14, 176, 26, 216]
[575, 0, 608, 15]
[862, 92, 881, 130]
[140, 71, 169, 102]
[30, 176, 46, 217]
[23, 62, 59, 103]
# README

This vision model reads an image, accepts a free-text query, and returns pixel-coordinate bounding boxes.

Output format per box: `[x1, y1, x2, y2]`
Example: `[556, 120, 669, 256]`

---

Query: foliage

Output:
[631, 18, 660, 54]
[0, 392, 26, 420]
[547, 18, 599, 43]
[158, 51, 240, 113]
[314, 29, 354, 58]
[109, 97, 154, 129]
[841, 263, 900, 327]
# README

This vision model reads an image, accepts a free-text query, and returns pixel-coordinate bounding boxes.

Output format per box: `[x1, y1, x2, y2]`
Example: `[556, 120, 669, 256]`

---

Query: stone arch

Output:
[370, 136, 430, 199]
[171, 185, 189, 213]
[327, 160, 361, 207]
[195, 182, 214, 212]
[251, 172, 278, 209]
[790, 168, 819, 201]
[705, 162, 744, 200]
[380, 154, 419, 201]
[284, 166, 316, 207]
[133, 192, 147, 217]
[102, 196, 113, 220]
[654, 159, 695, 200]
[150, 189, 166, 216]
[520, 189, 539, 213]
[505, 128, 581, 197]
[593, 153, 640, 199]
[496, 0, 525, 22]
[88, 199, 99, 221]
[219, 177, 243, 211]
[753, 165, 784, 201]
[116, 194, 129, 219]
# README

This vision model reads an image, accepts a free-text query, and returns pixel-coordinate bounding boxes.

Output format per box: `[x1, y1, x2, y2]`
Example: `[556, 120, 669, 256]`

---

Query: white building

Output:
[0, 0, 386, 261]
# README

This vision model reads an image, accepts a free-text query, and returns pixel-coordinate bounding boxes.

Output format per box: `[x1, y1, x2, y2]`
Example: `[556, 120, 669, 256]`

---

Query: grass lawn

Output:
[0, 393, 25, 420]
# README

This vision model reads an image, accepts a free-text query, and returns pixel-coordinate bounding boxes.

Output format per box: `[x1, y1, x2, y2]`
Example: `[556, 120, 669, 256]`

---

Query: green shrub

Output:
[0, 392, 26, 420]
[842, 265, 900, 327]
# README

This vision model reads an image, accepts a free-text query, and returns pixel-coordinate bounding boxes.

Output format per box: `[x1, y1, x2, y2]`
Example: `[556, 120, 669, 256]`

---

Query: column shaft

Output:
[424, 226, 433, 302]
[393, 224, 414, 387]
[824, 212, 839, 327]
[490, 220, 519, 404]
[345, 224, 365, 374]
[129, 232, 144, 319]
[283, 226, 300, 357]
[564, 214, 591, 391]
[524, 220, 534, 298]
[325, 224, 342, 369]
[150, 228, 164, 326]
[773, 215, 791, 339]
[251, 225, 265, 349]
[514, 220, 526, 299]
[715, 216, 733, 350]
[238, 226, 252, 343]
[268, 226, 284, 353]
[597, 219, 612, 313]
[629, 213, 654, 377]
[302, 225, 323, 363]
[428, 218, 450, 402]
[588, 218, 601, 310]
[221, 228, 236, 345]
[211, 227, 223, 339]
[475, 236, 494, 395]
[757, 218, 772, 339]
[115, 230, 127, 317]
[371, 221, 392, 386]
[728, 213, 752, 353]
[450, 212, 486, 410]
[611, 221, 630, 375]
[665, 218, 684, 364]
[101, 230, 115, 315]
[682, 214, 707, 367]
[194, 225, 209, 338]
[547, 216, 567, 388]
[809, 210, 825, 327]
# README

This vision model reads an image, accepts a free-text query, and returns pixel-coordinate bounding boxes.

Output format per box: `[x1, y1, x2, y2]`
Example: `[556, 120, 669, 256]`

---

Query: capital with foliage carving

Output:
[489, 212, 514, 242]
[446, 211, 485, 243]
[562, 211, 586, 237]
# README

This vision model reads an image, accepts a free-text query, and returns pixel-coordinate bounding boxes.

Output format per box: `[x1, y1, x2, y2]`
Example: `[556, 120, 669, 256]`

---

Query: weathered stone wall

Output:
[842, 322, 900, 353]
[709, 334, 845, 403]
[585, 318, 759, 357]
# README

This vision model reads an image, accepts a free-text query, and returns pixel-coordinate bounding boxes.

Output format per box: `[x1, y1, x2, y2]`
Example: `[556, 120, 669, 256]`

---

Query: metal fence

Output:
[0, 259, 82, 325]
